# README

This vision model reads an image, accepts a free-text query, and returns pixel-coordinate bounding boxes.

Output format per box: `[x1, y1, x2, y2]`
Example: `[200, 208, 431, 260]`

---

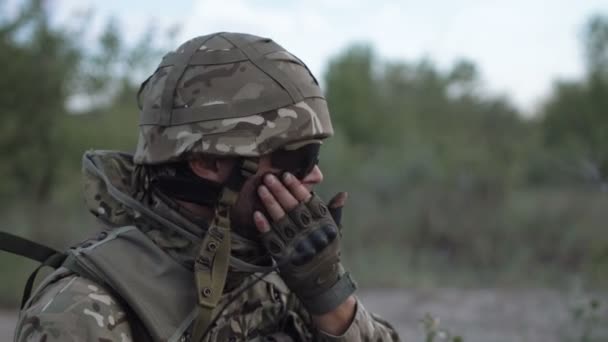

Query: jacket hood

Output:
[81, 150, 271, 277]
[82, 150, 202, 239]
[83, 150, 139, 227]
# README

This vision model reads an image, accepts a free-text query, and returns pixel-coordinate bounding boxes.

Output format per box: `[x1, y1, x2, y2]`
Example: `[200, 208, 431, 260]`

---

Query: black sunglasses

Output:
[270, 142, 320, 180]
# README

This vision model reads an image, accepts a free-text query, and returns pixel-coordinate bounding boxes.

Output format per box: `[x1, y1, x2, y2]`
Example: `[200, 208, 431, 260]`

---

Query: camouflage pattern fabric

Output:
[135, 98, 333, 164]
[16, 272, 399, 342]
[15, 272, 133, 342]
[82, 151, 138, 228]
[134, 33, 334, 165]
[15, 151, 400, 341]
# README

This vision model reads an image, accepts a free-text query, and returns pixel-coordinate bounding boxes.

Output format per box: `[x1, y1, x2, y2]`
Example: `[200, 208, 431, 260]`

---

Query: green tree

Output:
[0, 0, 80, 209]
[324, 45, 388, 145]
[541, 14, 608, 184]
[0, 0, 171, 240]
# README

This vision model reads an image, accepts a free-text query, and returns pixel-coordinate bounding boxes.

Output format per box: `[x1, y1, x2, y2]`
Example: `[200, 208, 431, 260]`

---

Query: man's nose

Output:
[302, 165, 323, 185]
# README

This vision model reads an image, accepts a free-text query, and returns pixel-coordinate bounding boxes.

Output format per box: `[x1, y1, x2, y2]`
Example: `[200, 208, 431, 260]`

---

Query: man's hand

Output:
[253, 172, 357, 334]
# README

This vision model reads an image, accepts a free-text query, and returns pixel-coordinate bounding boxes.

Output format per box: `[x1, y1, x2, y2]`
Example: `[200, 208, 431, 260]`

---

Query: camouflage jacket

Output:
[14, 151, 400, 342]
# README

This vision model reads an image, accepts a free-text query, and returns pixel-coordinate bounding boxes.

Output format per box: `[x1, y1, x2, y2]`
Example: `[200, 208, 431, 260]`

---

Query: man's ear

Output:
[189, 158, 221, 181]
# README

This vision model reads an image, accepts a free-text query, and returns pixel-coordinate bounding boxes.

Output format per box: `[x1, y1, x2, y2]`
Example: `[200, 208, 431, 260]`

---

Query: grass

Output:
[0, 185, 607, 306]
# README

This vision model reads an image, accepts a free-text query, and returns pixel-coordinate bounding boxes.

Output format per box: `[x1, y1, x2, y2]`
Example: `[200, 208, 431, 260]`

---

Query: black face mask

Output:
[148, 162, 223, 207]
[270, 143, 320, 179]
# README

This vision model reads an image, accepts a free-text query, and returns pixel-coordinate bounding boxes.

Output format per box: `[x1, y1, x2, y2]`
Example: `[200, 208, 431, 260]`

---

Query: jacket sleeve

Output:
[315, 299, 401, 342]
[14, 275, 134, 342]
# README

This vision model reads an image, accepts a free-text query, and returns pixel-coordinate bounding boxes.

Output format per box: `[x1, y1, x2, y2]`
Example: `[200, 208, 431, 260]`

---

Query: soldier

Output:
[13, 32, 401, 341]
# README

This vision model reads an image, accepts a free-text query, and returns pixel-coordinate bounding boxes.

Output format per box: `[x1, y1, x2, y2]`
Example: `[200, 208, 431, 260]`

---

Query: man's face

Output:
[189, 151, 324, 238]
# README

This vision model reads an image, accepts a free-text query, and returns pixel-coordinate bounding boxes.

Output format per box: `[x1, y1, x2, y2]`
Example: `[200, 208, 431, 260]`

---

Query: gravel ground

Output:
[357, 288, 608, 342]
[2, 288, 607, 341]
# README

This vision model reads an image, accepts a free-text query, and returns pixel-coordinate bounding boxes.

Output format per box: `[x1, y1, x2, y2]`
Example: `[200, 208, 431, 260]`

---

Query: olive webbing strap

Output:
[190, 158, 258, 342]
[157, 38, 287, 69]
[158, 49, 248, 67]
[160, 35, 214, 126]
[219, 33, 305, 104]
[191, 209, 232, 342]
[198, 255, 310, 340]
[20, 252, 67, 309]
[136, 74, 153, 110]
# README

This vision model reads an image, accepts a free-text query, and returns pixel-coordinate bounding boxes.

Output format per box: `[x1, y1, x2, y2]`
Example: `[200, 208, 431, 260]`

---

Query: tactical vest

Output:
[2, 227, 294, 342]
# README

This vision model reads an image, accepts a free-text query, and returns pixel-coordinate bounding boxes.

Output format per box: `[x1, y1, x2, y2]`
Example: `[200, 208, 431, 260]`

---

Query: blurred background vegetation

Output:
[1, 0, 607, 307]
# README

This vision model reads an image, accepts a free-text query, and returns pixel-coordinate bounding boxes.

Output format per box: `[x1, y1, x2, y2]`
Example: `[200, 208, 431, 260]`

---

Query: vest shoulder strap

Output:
[0, 231, 68, 308]
[0, 231, 61, 263]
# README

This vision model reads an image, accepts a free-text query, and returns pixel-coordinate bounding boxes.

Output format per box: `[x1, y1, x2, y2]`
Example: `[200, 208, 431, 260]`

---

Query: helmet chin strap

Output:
[191, 157, 258, 342]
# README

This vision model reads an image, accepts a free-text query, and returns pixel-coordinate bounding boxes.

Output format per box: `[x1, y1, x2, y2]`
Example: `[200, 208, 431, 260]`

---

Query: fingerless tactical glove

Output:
[261, 193, 357, 315]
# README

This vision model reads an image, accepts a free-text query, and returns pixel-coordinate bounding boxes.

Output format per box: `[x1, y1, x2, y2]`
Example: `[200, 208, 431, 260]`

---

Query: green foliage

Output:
[541, 14, 608, 184]
[584, 15, 608, 78]
[564, 298, 606, 342]
[0, 0, 80, 204]
[420, 314, 463, 342]
[0, 0, 168, 222]
[0, 0, 169, 304]
[325, 45, 387, 145]
[321, 12, 608, 290]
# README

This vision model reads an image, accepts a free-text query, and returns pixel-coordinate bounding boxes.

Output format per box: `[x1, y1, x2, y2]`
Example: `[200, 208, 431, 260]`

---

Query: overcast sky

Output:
[38, 0, 608, 112]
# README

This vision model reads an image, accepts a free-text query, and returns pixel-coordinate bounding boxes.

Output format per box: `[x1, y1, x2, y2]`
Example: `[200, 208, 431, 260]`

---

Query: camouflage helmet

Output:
[133, 32, 334, 165]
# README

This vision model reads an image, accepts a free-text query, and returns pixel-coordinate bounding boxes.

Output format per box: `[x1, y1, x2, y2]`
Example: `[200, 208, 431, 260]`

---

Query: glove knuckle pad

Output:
[289, 203, 313, 228]
[309, 230, 329, 251]
[263, 233, 285, 256]
[307, 194, 329, 218]
[283, 226, 296, 239]
[271, 216, 297, 242]
[322, 225, 338, 242]
[294, 239, 315, 266]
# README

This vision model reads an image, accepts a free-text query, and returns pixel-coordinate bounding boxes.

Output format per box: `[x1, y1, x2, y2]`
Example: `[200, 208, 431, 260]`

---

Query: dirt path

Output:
[358, 288, 607, 342]
[3, 289, 607, 341]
